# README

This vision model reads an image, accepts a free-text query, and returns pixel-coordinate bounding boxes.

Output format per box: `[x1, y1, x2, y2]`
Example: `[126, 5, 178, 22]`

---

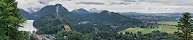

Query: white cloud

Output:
[16, 0, 46, 12]
[16, 0, 193, 13]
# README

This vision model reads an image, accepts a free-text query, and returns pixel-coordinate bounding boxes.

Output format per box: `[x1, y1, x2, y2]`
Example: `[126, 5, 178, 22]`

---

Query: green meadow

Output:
[119, 21, 178, 34]
[157, 21, 178, 25]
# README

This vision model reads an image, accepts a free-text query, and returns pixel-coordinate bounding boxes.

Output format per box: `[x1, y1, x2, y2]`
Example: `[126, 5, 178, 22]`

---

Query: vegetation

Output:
[24, 32, 38, 40]
[0, 0, 192, 39]
[120, 21, 179, 34]
[32, 4, 143, 34]
[55, 30, 176, 40]
[119, 26, 178, 34]
[174, 13, 193, 40]
[157, 21, 178, 25]
[18, 3, 193, 40]
[0, 0, 26, 40]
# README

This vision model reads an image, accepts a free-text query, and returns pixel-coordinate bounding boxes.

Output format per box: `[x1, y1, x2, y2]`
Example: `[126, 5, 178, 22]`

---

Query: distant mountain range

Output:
[19, 4, 143, 34]
[20, 4, 193, 34]
[71, 8, 90, 14]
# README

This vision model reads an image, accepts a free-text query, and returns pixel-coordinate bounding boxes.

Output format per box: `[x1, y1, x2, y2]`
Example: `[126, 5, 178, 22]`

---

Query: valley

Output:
[2, 0, 193, 40]
[20, 4, 191, 40]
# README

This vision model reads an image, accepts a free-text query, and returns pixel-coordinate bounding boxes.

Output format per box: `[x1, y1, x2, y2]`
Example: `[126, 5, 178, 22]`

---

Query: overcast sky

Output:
[16, 0, 193, 13]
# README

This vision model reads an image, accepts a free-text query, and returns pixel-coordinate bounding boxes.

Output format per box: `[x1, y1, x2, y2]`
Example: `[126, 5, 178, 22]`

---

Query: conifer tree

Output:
[0, 0, 26, 40]
[174, 12, 193, 40]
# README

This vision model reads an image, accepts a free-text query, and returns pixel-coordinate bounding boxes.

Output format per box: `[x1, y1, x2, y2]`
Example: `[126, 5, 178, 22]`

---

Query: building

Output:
[64, 24, 70, 31]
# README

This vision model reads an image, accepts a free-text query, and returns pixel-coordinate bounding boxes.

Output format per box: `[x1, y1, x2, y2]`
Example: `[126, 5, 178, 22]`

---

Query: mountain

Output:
[19, 4, 69, 20]
[19, 4, 144, 34]
[33, 4, 70, 27]
[69, 10, 142, 26]
[69, 10, 143, 33]
[19, 4, 70, 29]
[19, 9, 33, 20]
[33, 4, 71, 34]
[31, 4, 70, 20]
[71, 8, 90, 14]
[88, 8, 98, 13]
[33, 4, 70, 34]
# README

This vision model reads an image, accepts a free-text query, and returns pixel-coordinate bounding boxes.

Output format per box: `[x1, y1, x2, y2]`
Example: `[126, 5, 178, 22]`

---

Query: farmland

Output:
[119, 21, 178, 34]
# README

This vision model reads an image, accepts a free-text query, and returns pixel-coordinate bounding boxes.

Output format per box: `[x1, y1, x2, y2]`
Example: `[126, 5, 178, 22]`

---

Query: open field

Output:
[157, 21, 178, 25]
[119, 26, 178, 34]
[119, 21, 178, 34]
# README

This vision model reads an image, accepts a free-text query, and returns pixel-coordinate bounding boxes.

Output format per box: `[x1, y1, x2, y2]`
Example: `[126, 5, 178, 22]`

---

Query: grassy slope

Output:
[157, 21, 178, 25]
[119, 21, 178, 34]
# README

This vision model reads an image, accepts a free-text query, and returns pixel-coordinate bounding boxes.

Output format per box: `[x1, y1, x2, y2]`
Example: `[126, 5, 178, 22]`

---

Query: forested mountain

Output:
[32, 4, 71, 34]
[18, 4, 144, 34]
[19, 9, 32, 19]
[69, 10, 143, 34]
[31, 4, 70, 20]
[19, 4, 69, 20]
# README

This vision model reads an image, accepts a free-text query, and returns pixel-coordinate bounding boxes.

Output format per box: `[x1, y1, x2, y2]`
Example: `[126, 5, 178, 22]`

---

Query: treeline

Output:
[55, 30, 176, 40]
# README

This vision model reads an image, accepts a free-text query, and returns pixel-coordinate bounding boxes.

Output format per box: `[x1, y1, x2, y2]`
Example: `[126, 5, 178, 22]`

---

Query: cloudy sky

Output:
[16, 0, 193, 13]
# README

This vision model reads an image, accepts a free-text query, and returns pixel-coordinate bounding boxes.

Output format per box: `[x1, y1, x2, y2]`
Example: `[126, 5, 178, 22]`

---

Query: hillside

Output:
[19, 9, 33, 19]
[19, 4, 144, 34]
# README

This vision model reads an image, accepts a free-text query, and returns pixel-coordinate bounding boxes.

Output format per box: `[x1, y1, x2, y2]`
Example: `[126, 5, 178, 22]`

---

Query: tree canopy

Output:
[174, 12, 193, 40]
[0, 0, 26, 40]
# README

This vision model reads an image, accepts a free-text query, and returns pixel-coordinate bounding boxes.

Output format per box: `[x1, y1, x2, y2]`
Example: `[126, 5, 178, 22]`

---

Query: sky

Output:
[16, 0, 193, 13]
